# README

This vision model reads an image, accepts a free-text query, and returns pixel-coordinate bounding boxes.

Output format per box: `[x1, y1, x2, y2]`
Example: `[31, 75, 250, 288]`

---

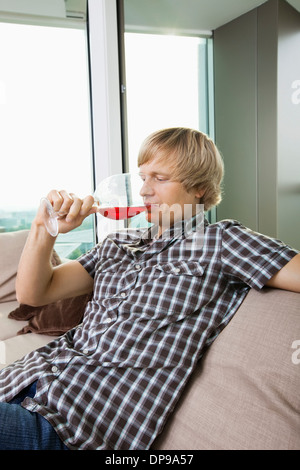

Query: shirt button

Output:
[82, 349, 89, 355]
[120, 292, 126, 298]
[174, 268, 181, 273]
[103, 317, 113, 324]
[135, 264, 141, 270]
[51, 365, 58, 373]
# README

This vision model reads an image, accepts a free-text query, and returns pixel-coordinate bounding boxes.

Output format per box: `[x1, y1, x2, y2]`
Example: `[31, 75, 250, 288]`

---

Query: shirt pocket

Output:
[152, 261, 207, 318]
[158, 260, 206, 277]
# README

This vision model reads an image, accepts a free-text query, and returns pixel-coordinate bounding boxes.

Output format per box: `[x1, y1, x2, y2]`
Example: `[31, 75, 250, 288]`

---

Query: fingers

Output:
[46, 190, 95, 225]
[80, 195, 96, 217]
[47, 189, 72, 214]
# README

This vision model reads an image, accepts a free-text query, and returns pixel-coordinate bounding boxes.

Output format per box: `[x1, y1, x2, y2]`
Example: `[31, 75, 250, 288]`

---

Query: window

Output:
[124, 33, 214, 172]
[123, 32, 215, 223]
[0, 20, 94, 258]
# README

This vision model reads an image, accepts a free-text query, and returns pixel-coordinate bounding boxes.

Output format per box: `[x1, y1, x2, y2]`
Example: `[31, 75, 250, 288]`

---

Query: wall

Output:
[277, 0, 300, 249]
[214, 9, 258, 230]
[214, 0, 300, 250]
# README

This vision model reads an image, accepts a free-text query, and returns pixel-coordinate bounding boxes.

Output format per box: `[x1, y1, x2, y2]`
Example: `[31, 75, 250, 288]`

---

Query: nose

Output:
[139, 178, 154, 197]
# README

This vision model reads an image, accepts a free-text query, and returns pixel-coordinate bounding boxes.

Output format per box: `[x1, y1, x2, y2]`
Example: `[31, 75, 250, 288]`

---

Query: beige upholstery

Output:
[154, 288, 300, 450]
[0, 230, 30, 302]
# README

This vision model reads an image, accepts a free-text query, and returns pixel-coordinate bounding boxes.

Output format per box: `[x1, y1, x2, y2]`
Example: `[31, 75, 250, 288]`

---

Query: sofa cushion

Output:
[0, 333, 55, 371]
[154, 287, 300, 450]
[8, 293, 92, 336]
[0, 301, 28, 340]
[0, 230, 30, 302]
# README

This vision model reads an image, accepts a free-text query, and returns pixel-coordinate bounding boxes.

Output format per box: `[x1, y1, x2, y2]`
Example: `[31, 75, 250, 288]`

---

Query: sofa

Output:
[0, 229, 299, 450]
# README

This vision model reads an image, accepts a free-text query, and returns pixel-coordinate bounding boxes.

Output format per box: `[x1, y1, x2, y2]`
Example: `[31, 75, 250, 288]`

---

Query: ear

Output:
[195, 187, 205, 199]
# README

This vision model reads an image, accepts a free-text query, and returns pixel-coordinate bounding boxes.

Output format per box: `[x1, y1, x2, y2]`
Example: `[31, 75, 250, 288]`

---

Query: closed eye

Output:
[138, 172, 171, 182]
[155, 176, 168, 182]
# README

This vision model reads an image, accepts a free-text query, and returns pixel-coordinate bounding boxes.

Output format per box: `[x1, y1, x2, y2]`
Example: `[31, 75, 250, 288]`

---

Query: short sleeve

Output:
[77, 243, 101, 279]
[221, 220, 299, 289]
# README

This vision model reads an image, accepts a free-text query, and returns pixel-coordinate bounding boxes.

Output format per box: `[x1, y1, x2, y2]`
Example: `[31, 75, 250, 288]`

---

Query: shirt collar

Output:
[141, 209, 206, 243]
[115, 210, 207, 256]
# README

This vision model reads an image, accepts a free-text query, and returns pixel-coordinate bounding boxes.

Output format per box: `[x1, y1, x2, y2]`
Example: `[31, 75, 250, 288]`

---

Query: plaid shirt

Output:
[0, 218, 297, 449]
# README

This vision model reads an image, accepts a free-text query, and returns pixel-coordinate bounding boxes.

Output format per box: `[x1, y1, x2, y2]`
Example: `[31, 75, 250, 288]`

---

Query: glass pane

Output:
[0, 21, 94, 258]
[124, 33, 210, 173]
[123, 32, 215, 225]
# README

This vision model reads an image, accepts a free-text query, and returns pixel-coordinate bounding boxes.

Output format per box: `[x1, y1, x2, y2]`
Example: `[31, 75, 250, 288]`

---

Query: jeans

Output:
[0, 382, 68, 450]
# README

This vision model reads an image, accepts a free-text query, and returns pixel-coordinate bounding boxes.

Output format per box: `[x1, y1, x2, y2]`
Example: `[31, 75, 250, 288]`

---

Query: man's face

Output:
[139, 158, 203, 235]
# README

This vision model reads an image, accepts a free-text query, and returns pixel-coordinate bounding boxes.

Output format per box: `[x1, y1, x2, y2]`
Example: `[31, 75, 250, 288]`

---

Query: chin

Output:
[145, 205, 159, 224]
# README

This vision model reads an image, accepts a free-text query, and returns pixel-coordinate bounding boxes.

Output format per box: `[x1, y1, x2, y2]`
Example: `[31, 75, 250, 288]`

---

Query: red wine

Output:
[98, 206, 147, 220]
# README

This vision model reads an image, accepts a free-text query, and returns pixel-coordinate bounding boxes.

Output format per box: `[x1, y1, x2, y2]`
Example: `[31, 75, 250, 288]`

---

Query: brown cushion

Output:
[8, 293, 92, 336]
[154, 288, 300, 450]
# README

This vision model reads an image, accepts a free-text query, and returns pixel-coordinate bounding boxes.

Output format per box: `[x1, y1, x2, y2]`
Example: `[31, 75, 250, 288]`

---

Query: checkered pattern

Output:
[0, 219, 297, 449]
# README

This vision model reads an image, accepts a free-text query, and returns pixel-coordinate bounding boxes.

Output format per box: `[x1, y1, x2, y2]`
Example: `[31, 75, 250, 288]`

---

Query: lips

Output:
[144, 203, 160, 212]
[144, 203, 160, 208]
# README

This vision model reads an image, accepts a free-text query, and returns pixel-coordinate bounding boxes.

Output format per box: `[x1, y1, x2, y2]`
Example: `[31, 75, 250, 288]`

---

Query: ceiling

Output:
[124, 0, 300, 33]
[2, 1, 299, 31]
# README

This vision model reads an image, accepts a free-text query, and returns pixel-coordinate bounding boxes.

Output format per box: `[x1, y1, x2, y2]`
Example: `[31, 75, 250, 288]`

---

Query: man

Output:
[0, 127, 299, 450]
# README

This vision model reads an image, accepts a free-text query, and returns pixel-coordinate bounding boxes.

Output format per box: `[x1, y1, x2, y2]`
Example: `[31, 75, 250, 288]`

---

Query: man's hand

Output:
[36, 189, 97, 235]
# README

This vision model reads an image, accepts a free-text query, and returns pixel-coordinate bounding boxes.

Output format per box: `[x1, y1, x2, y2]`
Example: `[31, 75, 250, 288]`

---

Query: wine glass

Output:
[40, 173, 146, 237]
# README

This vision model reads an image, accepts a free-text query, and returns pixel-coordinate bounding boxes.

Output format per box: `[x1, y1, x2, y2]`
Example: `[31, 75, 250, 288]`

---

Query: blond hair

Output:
[138, 127, 224, 211]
